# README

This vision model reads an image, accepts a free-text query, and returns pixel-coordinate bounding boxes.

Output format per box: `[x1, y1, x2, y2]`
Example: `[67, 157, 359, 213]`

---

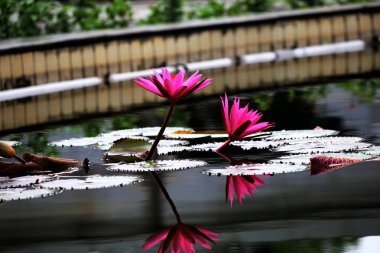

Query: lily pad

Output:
[191, 142, 225, 152]
[157, 146, 193, 155]
[0, 175, 52, 189]
[50, 127, 191, 148]
[39, 175, 143, 190]
[0, 187, 62, 202]
[231, 140, 282, 150]
[166, 130, 228, 140]
[275, 141, 371, 154]
[109, 138, 151, 153]
[263, 129, 338, 141]
[269, 152, 374, 166]
[107, 159, 207, 172]
[310, 155, 364, 175]
[203, 163, 307, 176]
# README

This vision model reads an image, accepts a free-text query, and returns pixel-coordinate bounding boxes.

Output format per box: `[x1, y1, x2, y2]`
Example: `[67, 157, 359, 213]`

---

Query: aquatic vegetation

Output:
[217, 94, 273, 152]
[107, 159, 207, 172]
[310, 155, 364, 175]
[135, 68, 212, 103]
[135, 68, 212, 161]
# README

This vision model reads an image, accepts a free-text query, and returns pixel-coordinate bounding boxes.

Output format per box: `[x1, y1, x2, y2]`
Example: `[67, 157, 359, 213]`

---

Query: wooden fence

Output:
[0, 3, 380, 132]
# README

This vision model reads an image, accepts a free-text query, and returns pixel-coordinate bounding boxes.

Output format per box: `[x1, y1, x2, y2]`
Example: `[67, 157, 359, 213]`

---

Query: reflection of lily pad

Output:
[203, 163, 307, 176]
[107, 160, 207, 172]
[0, 187, 61, 202]
[39, 175, 143, 190]
[0, 175, 52, 189]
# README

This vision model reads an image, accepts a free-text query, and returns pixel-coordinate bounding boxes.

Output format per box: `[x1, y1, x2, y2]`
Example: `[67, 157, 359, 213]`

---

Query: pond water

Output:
[1, 78, 380, 253]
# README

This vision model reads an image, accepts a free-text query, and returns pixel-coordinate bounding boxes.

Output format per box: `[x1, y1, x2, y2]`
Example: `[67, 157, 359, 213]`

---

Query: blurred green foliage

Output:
[141, 0, 374, 25]
[338, 79, 380, 104]
[0, 0, 132, 40]
[138, 0, 184, 25]
[0, 0, 375, 38]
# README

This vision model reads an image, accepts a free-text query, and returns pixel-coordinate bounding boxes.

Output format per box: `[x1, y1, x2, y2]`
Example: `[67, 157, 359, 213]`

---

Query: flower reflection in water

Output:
[216, 150, 270, 206]
[144, 172, 219, 253]
[226, 175, 266, 206]
[143, 222, 219, 253]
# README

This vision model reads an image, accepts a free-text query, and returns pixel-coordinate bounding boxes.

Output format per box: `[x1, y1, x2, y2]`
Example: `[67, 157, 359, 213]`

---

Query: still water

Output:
[1, 79, 380, 252]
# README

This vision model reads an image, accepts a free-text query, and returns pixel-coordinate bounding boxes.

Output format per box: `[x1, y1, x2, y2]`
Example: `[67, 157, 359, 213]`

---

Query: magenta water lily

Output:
[217, 94, 274, 152]
[135, 67, 212, 102]
[135, 68, 212, 161]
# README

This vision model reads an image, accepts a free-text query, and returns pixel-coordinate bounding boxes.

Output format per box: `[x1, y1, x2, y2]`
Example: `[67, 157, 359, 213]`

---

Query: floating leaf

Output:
[203, 163, 307, 176]
[166, 130, 228, 140]
[155, 139, 189, 147]
[0, 187, 62, 202]
[39, 175, 143, 190]
[107, 159, 207, 172]
[191, 142, 224, 152]
[50, 127, 191, 149]
[104, 152, 143, 163]
[270, 153, 374, 166]
[310, 155, 363, 175]
[231, 140, 281, 150]
[142, 127, 194, 137]
[274, 137, 371, 154]
[0, 175, 52, 189]
[109, 138, 151, 153]
[263, 129, 338, 141]
[157, 146, 193, 155]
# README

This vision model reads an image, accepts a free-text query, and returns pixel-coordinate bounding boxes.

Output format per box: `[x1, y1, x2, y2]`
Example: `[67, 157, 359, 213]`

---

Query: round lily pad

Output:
[107, 159, 207, 172]
[270, 152, 374, 165]
[0, 187, 62, 202]
[203, 163, 307, 176]
[39, 175, 143, 190]
[264, 129, 339, 141]
[0, 175, 52, 189]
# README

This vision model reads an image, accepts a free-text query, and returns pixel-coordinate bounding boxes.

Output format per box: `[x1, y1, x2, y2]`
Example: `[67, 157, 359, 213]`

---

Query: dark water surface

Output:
[1, 79, 380, 252]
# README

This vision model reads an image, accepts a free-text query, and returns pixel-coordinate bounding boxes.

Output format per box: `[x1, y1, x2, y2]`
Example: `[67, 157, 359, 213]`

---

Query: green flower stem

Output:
[150, 171, 182, 223]
[145, 102, 175, 161]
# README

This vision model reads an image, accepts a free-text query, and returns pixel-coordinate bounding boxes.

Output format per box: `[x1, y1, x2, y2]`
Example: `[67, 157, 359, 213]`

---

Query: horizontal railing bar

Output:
[0, 39, 366, 103]
[0, 77, 102, 103]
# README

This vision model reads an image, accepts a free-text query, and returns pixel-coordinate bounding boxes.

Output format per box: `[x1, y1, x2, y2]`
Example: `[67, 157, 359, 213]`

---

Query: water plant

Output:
[134, 67, 212, 160]
[216, 94, 274, 152]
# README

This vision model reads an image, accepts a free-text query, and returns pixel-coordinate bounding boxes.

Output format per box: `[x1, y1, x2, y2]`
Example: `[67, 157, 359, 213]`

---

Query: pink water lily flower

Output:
[226, 175, 266, 206]
[143, 223, 219, 253]
[217, 94, 273, 151]
[135, 67, 212, 102]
